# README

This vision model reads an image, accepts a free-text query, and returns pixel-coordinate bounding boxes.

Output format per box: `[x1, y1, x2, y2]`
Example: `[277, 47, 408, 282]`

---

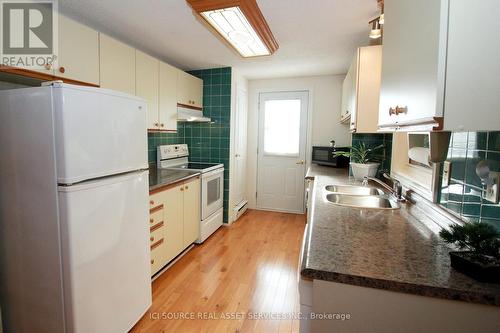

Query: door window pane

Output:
[263, 99, 301, 156]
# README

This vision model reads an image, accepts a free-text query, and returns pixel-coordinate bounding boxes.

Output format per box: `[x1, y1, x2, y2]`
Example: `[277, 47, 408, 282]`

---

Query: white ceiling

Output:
[59, 0, 378, 79]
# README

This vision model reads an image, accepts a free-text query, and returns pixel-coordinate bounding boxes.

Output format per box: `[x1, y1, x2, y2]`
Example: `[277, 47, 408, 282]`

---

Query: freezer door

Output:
[58, 171, 151, 333]
[53, 84, 148, 184]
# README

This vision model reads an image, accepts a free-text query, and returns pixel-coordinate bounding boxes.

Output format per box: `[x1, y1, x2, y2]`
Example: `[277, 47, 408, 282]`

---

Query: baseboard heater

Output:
[233, 200, 248, 221]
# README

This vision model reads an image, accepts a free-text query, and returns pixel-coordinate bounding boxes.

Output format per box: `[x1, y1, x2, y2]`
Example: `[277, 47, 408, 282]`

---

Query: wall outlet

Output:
[442, 161, 451, 187]
[484, 171, 500, 204]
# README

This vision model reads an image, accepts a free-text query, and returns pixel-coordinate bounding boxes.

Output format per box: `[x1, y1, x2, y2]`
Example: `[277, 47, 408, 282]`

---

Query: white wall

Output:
[246, 75, 350, 208]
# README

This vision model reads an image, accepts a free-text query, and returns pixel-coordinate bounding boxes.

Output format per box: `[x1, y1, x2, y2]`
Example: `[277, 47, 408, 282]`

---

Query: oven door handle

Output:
[203, 167, 224, 178]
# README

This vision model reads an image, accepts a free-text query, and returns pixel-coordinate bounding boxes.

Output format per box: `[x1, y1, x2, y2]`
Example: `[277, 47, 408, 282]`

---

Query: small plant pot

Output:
[449, 251, 500, 283]
[350, 162, 380, 181]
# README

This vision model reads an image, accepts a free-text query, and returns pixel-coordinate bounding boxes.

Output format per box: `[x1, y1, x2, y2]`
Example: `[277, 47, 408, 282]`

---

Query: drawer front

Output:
[150, 244, 164, 276]
[149, 222, 165, 244]
[149, 209, 163, 227]
[149, 193, 163, 210]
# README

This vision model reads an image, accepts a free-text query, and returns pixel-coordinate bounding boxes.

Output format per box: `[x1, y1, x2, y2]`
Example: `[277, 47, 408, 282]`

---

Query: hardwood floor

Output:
[130, 209, 306, 333]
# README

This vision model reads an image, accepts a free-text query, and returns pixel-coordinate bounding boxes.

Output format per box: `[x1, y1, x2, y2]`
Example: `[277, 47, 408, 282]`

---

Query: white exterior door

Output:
[256, 91, 308, 213]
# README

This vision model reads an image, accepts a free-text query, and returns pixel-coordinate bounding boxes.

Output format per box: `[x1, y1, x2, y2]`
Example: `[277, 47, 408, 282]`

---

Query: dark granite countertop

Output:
[301, 166, 500, 306]
[149, 166, 200, 192]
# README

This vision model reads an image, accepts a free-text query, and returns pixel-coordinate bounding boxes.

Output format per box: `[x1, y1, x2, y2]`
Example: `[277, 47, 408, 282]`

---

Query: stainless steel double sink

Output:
[324, 185, 400, 210]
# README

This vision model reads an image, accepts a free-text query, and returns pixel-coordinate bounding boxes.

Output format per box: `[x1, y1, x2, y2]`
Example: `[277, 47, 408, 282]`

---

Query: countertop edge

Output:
[300, 267, 499, 306]
[149, 172, 201, 192]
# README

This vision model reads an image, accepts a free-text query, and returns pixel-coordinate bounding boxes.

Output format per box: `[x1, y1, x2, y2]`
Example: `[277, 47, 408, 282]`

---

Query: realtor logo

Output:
[1, 0, 58, 69]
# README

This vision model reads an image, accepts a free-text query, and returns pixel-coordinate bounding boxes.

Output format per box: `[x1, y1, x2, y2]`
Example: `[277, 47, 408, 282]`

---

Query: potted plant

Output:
[439, 222, 500, 282]
[334, 143, 385, 180]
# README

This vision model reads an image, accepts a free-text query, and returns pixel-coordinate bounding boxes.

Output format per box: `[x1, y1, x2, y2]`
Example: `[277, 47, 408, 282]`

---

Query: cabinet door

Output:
[443, 0, 500, 131]
[189, 75, 203, 108]
[378, 0, 447, 128]
[355, 46, 382, 133]
[163, 184, 185, 263]
[58, 16, 99, 85]
[136, 50, 159, 130]
[177, 70, 203, 108]
[99, 34, 136, 95]
[182, 178, 200, 247]
[159, 62, 178, 131]
[340, 53, 357, 123]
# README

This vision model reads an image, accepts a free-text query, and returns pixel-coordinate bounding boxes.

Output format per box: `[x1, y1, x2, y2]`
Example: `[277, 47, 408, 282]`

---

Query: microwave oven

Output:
[311, 146, 350, 167]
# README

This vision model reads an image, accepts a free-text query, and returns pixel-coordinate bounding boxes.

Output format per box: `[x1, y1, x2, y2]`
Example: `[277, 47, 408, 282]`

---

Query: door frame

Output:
[255, 90, 311, 213]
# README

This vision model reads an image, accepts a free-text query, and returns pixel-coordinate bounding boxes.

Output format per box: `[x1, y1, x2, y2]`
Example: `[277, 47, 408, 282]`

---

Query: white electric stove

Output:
[157, 144, 224, 243]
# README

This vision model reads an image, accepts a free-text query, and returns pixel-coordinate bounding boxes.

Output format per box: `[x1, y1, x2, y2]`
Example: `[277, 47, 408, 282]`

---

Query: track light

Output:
[369, 20, 381, 39]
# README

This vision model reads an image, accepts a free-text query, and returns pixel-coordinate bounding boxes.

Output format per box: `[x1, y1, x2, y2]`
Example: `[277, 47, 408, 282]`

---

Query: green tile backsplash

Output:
[351, 133, 393, 176]
[439, 131, 500, 231]
[147, 67, 232, 223]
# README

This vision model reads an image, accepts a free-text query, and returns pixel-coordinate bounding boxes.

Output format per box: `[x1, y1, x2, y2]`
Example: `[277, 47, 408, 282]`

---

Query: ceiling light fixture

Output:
[186, 0, 279, 58]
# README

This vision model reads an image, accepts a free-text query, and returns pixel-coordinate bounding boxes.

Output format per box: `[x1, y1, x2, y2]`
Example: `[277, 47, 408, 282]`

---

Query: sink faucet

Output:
[362, 173, 406, 202]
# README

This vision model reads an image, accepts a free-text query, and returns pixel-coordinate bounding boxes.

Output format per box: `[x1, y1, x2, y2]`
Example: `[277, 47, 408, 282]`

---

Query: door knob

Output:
[296, 160, 305, 165]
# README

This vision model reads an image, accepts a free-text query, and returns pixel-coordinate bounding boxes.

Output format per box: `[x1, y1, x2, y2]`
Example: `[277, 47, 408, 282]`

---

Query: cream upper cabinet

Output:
[159, 62, 178, 131]
[340, 55, 357, 123]
[379, 0, 500, 132]
[352, 46, 382, 133]
[378, 0, 447, 130]
[177, 70, 203, 108]
[341, 46, 381, 133]
[136, 50, 160, 130]
[182, 178, 200, 248]
[442, 0, 500, 131]
[58, 15, 99, 85]
[99, 34, 136, 95]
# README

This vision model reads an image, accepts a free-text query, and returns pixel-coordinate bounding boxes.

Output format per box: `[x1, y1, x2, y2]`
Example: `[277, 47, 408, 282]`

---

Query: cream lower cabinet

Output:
[57, 15, 100, 85]
[182, 177, 200, 246]
[177, 70, 203, 108]
[148, 177, 200, 276]
[99, 34, 136, 95]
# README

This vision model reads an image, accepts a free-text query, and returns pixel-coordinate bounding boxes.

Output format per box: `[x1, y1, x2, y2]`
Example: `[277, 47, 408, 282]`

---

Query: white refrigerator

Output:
[0, 82, 152, 333]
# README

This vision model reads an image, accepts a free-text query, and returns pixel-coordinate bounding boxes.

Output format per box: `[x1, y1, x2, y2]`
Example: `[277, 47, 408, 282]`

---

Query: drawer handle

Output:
[150, 200, 155, 205]
[160, 123, 164, 127]
[150, 236, 154, 242]
[59, 66, 65, 73]
[149, 204, 164, 214]
[180, 187, 184, 192]
[150, 218, 154, 224]
[150, 238, 164, 250]
[151, 259, 154, 264]
[150, 221, 164, 232]
[185, 185, 189, 190]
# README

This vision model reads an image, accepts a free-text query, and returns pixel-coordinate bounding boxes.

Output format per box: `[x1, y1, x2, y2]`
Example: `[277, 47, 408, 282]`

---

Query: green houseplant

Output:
[439, 222, 500, 282]
[334, 143, 385, 180]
